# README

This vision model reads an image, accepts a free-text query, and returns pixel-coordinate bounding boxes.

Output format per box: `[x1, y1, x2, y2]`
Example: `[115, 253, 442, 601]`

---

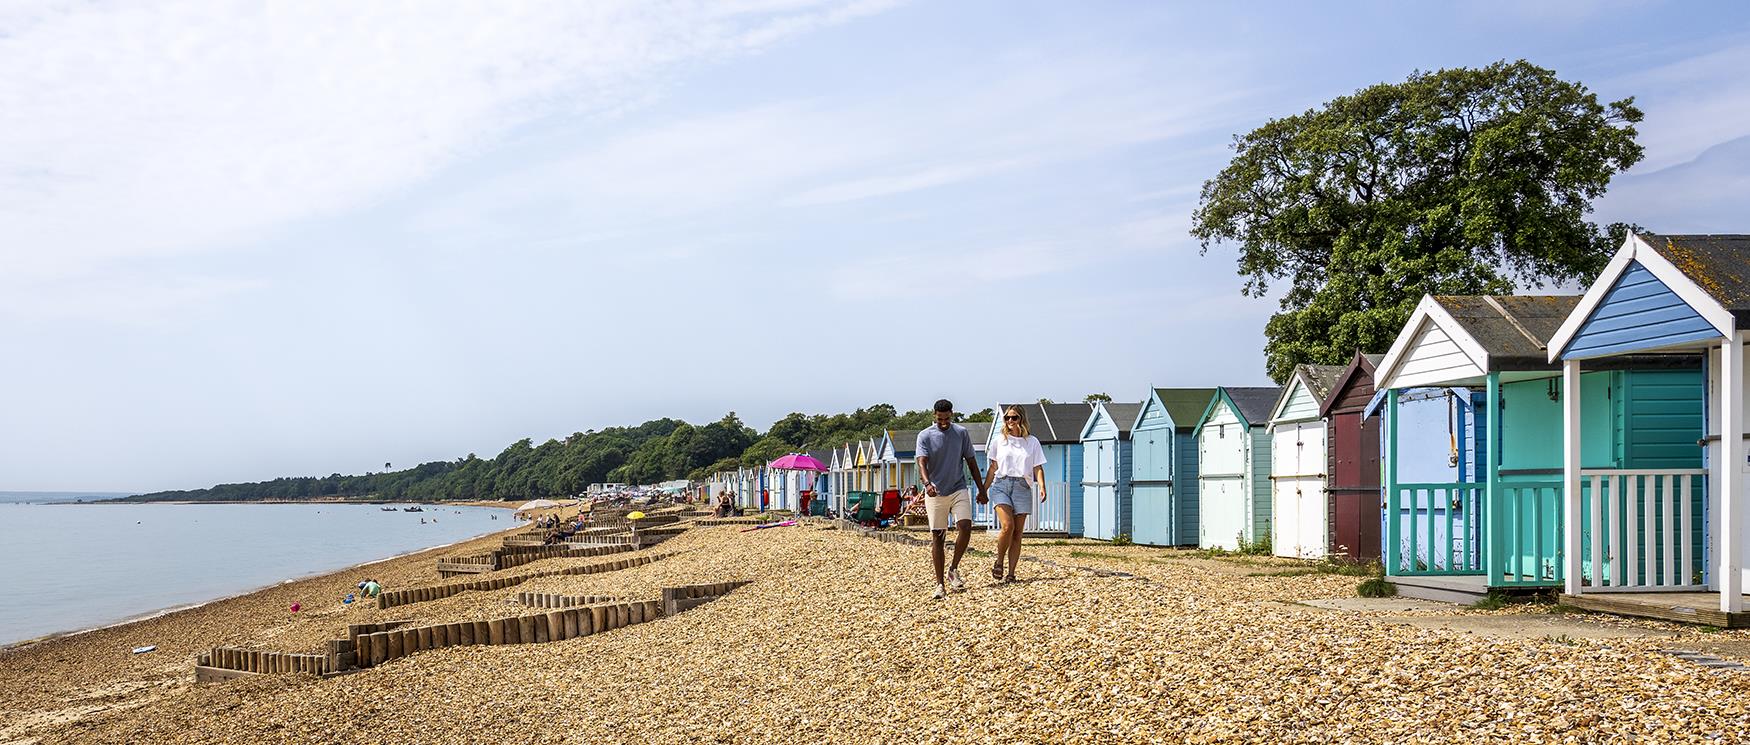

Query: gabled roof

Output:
[1153, 388, 1218, 430]
[807, 449, 833, 466]
[1319, 352, 1386, 417]
[1376, 293, 1579, 389]
[994, 402, 1095, 444]
[1549, 233, 1750, 360]
[1195, 386, 1283, 433]
[1269, 364, 1344, 423]
[882, 429, 917, 459]
[1080, 401, 1144, 440]
[960, 422, 991, 451]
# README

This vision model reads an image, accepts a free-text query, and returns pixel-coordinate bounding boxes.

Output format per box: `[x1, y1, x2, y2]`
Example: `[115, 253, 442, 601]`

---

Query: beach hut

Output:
[878, 429, 919, 493]
[1194, 387, 1282, 551]
[984, 403, 1093, 534]
[1545, 233, 1748, 624]
[1373, 292, 1703, 602]
[1129, 388, 1218, 547]
[1318, 352, 1386, 562]
[1079, 401, 1144, 542]
[1267, 365, 1345, 559]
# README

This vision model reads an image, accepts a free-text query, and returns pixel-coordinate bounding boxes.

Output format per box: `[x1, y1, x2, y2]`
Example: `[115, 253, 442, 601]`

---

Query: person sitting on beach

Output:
[362, 579, 382, 598]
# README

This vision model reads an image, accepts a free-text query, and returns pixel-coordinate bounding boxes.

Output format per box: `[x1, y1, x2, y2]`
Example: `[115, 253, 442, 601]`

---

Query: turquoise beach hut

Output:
[1129, 388, 1218, 547]
[1079, 401, 1143, 542]
[1546, 233, 1749, 624]
[1372, 292, 1702, 602]
[1194, 387, 1282, 551]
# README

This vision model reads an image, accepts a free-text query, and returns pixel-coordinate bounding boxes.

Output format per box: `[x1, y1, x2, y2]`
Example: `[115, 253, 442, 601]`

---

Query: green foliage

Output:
[1356, 577, 1397, 598]
[960, 408, 995, 424]
[1235, 532, 1272, 555]
[1473, 590, 1512, 610]
[1084, 393, 1113, 403]
[121, 404, 951, 504]
[1192, 60, 1644, 382]
[1110, 532, 1133, 546]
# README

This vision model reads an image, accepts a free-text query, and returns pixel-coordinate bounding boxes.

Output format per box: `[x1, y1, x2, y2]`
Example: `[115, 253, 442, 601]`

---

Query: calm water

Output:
[0, 501, 509, 646]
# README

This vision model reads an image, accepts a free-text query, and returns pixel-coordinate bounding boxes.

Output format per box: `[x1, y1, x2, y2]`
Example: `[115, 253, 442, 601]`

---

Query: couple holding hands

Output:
[914, 399, 1047, 600]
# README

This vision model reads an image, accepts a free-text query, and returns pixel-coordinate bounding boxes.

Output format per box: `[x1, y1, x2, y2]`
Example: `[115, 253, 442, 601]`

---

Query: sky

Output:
[4, 0, 1750, 492]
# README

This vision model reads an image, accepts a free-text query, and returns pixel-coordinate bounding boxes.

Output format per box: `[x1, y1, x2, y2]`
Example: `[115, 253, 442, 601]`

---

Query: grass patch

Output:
[1356, 577, 1396, 598]
[1543, 633, 1579, 646]
[1699, 624, 1726, 634]
[1110, 533, 1133, 547]
[1067, 549, 1136, 562]
[1246, 568, 1322, 578]
[1472, 590, 1512, 610]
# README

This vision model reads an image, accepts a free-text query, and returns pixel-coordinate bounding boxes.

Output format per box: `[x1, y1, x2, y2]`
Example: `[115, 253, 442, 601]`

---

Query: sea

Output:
[0, 491, 511, 647]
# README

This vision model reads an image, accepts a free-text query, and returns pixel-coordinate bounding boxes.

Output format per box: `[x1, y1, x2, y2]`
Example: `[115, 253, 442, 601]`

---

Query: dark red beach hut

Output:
[1319, 351, 1385, 561]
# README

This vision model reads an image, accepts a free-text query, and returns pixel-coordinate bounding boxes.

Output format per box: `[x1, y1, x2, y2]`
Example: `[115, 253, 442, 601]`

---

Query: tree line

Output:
[119, 405, 993, 503]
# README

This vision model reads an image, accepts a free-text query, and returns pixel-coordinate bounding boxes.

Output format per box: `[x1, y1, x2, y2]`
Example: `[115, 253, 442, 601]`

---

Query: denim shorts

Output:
[989, 476, 1033, 515]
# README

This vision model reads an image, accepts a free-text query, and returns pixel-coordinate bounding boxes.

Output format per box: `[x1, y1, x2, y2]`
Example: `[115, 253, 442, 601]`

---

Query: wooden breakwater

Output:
[437, 541, 634, 577]
[196, 582, 752, 682]
[387, 551, 670, 610]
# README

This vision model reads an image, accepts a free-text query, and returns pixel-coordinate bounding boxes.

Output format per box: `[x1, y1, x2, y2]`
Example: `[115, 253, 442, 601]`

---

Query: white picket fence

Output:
[1578, 468, 1706, 591]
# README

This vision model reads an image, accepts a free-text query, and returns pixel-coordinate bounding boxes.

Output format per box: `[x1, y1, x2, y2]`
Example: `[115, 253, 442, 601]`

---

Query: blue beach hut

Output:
[1194, 387, 1282, 551]
[1079, 401, 1144, 542]
[1129, 388, 1218, 547]
[1546, 233, 1749, 624]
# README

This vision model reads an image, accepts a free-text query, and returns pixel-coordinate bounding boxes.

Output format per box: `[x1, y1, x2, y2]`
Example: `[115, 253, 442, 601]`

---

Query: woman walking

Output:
[981, 406, 1047, 582]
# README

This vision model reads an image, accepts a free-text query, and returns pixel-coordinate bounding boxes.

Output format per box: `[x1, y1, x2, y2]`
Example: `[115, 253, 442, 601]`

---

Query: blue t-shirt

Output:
[916, 424, 974, 494]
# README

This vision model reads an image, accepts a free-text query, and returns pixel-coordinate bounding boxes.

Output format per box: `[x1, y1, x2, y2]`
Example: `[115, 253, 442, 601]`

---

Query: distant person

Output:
[980, 406, 1047, 582]
[362, 579, 382, 599]
[916, 399, 984, 600]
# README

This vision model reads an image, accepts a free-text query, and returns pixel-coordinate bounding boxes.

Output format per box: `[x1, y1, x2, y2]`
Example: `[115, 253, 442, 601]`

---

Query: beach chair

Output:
[878, 490, 902, 520]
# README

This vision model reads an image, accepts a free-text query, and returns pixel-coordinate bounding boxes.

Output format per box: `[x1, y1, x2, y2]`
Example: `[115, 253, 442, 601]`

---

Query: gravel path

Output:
[12, 522, 1749, 744]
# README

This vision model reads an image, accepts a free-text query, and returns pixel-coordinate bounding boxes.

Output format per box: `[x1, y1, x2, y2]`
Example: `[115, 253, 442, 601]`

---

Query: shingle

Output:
[1645, 233, 1750, 323]
[1224, 386, 1283, 426]
[996, 402, 1096, 444]
[1298, 364, 1345, 403]
[1154, 388, 1218, 431]
[1103, 403, 1144, 436]
[1434, 294, 1580, 369]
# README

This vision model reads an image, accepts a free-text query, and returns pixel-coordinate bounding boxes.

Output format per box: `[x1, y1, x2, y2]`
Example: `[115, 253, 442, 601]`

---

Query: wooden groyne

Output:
[195, 582, 751, 682]
[385, 551, 669, 610]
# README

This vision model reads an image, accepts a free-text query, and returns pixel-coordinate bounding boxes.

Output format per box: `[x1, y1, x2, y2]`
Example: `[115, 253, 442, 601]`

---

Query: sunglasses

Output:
[1004, 415, 1021, 421]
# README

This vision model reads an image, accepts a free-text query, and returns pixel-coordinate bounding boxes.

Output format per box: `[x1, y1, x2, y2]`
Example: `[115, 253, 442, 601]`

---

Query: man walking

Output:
[916, 399, 985, 600]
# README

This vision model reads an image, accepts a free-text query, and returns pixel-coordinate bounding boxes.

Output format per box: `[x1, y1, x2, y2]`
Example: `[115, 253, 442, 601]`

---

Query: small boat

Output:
[379, 507, 396, 512]
[403, 506, 424, 512]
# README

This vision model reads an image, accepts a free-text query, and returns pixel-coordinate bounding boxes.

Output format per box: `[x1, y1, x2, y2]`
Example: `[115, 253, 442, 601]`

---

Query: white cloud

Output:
[1606, 36, 1750, 170]
[406, 47, 1253, 242]
[0, 0, 896, 313]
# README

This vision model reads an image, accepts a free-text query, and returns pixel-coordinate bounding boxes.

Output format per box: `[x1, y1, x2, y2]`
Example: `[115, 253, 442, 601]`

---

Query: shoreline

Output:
[0, 516, 514, 653]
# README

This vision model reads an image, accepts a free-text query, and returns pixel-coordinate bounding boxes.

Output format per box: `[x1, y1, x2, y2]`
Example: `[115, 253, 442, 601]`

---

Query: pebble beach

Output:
[4, 515, 1750, 744]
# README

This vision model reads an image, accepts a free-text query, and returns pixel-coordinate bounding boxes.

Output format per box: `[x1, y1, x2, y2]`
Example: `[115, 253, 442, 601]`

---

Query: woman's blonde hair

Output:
[1003, 406, 1031, 438]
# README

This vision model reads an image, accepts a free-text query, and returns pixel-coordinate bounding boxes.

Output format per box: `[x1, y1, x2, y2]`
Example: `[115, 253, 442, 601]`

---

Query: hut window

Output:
[1218, 424, 1226, 439]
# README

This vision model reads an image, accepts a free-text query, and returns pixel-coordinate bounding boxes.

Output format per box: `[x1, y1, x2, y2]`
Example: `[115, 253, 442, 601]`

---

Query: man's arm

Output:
[917, 455, 936, 496]
[964, 452, 984, 502]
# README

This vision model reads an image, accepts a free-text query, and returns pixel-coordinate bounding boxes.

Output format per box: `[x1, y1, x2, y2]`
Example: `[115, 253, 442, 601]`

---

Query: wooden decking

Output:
[1390, 574, 1491, 604]
[1559, 592, 1750, 629]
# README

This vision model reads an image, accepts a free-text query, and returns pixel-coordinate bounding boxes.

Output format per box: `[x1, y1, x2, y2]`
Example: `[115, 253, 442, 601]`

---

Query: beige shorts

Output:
[925, 489, 973, 531]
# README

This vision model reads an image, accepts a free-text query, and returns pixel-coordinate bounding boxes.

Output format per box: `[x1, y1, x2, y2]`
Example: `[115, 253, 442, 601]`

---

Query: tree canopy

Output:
[1191, 60, 1643, 382]
[120, 404, 945, 503]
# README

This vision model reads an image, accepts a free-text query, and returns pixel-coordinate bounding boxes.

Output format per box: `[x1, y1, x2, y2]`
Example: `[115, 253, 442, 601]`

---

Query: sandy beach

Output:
[5, 518, 1750, 743]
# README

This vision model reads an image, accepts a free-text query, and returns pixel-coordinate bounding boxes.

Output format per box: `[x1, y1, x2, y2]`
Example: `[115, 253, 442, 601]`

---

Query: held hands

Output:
[975, 488, 989, 505]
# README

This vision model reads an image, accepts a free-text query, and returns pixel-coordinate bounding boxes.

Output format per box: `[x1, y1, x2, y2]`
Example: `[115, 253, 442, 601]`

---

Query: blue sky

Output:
[4, 1, 1749, 491]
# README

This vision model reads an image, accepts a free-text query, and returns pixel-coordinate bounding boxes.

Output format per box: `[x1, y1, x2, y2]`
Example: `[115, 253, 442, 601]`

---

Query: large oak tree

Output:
[1192, 60, 1643, 382]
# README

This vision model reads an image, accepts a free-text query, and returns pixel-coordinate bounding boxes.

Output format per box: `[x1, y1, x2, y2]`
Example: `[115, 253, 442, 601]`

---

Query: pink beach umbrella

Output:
[767, 453, 827, 472]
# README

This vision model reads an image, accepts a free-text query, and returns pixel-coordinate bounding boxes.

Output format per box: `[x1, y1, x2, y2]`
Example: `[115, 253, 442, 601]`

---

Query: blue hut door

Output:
[1083, 440, 1116, 540]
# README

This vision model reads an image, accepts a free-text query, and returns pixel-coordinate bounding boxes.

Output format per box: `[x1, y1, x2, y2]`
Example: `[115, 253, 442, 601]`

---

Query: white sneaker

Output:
[947, 568, 966, 591]
[931, 584, 946, 600]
